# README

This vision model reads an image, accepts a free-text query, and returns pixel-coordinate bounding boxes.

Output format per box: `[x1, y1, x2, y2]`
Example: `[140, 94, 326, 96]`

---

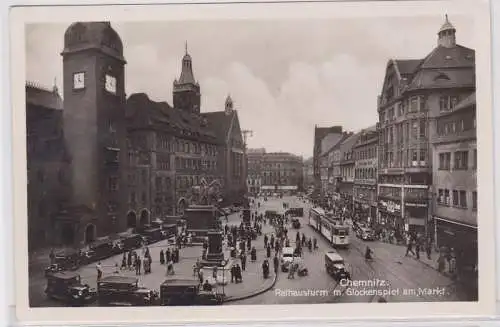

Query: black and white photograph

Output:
[11, 0, 496, 323]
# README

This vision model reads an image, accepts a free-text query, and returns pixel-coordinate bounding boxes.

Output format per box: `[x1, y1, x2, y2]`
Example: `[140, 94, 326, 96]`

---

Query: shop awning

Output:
[408, 218, 425, 226]
[434, 216, 477, 229]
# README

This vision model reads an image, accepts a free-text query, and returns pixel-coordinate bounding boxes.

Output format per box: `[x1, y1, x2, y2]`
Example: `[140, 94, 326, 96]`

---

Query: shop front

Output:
[377, 199, 404, 238]
[434, 216, 478, 299]
[404, 202, 427, 235]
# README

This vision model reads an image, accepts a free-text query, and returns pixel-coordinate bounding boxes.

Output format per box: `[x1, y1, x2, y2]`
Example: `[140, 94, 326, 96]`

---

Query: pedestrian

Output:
[426, 241, 432, 260]
[114, 262, 119, 274]
[415, 242, 421, 260]
[264, 234, 268, 248]
[166, 248, 171, 263]
[96, 261, 103, 280]
[121, 253, 127, 270]
[251, 246, 257, 262]
[247, 238, 252, 251]
[405, 238, 415, 257]
[160, 249, 165, 265]
[437, 253, 446, 272]
[266, 245, 271, 258]
[301, 233, 306, 246]
[127, 251, 132, 270]
[230, 264, 235, 283]
[198, 268, 204, 284]
[236, 264, 243, 283]
[136, 257, 142, 275]
[273, 255, 279, 275]
[241, 252, 247, 271]
[212, 266, 218, 281]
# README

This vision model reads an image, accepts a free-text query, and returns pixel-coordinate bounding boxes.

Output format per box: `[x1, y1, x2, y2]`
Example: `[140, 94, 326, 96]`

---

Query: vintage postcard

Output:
[10, 0, 495, 324]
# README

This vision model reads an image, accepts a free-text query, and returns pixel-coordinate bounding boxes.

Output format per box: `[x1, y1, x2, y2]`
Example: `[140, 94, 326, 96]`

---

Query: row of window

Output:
[355, 146, 377, 161]
[355, 168, 377, 180]
[155, 135, 218, 156]
[174, 157, 217, 171]
[437, 189, 477, 210]
[437, 114, 476, 137]
[438, 150, 477, 170]
[381, 119, 427, 148]
[380, 148, 428, 169]
[379, 96, 428, 122]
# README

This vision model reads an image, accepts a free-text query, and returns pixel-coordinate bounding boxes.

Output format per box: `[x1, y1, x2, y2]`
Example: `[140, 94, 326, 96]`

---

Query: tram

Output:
[308, 208, 350, 248]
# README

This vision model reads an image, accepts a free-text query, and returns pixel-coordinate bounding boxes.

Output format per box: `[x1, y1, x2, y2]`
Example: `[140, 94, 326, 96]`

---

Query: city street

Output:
[234, 196, 466, 304]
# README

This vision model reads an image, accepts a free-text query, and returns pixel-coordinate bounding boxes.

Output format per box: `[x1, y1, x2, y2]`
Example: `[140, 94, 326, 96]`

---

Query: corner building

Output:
[376, 16, 475, 238]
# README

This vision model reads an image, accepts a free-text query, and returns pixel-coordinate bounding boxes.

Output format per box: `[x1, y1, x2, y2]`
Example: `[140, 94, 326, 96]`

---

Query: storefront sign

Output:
[405, 202, 427, 208]
[379, 200, 401, 213]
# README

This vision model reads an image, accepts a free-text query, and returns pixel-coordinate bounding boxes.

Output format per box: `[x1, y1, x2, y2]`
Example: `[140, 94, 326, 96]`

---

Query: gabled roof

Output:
[126, 93, 217, 141]
[26, 82, 63, 110]
[201, 111, 233, 144]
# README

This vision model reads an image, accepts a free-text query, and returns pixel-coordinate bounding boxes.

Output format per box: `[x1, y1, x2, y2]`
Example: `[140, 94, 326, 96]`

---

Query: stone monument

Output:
[184, 179, 225, 266]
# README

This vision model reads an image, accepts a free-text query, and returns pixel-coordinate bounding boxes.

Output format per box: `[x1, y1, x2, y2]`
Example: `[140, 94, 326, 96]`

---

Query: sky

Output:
[25, 15, 476, 158]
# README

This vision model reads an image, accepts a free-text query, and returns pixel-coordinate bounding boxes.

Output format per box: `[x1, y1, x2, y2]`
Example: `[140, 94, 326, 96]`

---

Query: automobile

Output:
[44, 263, 64, 277]
[116, 233, 143, 251]
[159, 279, 223, 306]
[50, 249, 80, 271]
[45, 272, 96, 306]
[286, 207, 304, 217]
[356, 227, 375, 241]
[324, 250, 351, 281]
[97, 276, 157, 306]
[280, 247, 300, 272]
[141, 227, 163, 244]
[141, 235, 153, 245]
[291, 218, 301, 229]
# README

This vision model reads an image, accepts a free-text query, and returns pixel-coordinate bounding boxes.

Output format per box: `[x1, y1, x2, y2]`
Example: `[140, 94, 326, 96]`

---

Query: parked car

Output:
[291, 218, 301, 229]
[45, 272, 96, 306]
[159, 279, 223, 306]
[97, 276, 157, 306]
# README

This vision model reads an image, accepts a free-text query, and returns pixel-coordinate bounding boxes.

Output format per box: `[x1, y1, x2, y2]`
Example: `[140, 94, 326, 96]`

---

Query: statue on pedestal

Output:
[188, 178, 223, 206]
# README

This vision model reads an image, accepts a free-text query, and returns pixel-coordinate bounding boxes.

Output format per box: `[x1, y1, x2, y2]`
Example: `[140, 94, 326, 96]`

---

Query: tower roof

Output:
[62, 22, 125, 62]
[439, 14, 455, 33]
[177, 42, 196, 85]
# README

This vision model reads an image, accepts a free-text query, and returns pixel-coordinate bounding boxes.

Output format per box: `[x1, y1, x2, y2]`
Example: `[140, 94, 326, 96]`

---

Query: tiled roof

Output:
[26, 82, 63, 110]
[394, 59, 422, 76]
[420, 45, 474, 69]
[125, 93, 217, 141]
[201, 111, 233, 144]
[340, 132, 361, 152]
[408, 68, 475, 91]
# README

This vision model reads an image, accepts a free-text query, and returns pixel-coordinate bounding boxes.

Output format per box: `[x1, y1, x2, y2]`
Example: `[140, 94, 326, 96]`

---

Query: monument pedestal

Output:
[202, 230, 225, 266]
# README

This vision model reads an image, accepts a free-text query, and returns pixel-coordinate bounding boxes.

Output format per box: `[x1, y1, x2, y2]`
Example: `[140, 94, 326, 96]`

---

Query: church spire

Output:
[437, 14, 456, 48]
[178, 41, 196, 84]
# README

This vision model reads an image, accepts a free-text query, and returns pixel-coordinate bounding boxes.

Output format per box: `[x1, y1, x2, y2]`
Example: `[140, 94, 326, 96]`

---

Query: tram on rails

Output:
[308, 207, 350, 248]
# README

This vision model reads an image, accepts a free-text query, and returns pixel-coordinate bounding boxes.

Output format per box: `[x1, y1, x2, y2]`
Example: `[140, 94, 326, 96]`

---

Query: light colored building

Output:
[247, 149, 303, 195]
[377, 15, 475, 237]
[353, 126, 378, 223]
[431, 93, 476, 278]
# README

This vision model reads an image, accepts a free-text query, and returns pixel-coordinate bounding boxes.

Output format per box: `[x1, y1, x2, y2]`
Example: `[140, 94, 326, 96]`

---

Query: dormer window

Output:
[434, 72, 450, 81]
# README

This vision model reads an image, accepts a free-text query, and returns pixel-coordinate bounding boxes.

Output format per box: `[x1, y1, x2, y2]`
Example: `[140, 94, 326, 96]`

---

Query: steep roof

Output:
[126, 93, 217, 142]
[420, 45, 474, 69]
[201, 111, 233, 144]
[394, 59, 422, 76]
[26, 82, 63, 110]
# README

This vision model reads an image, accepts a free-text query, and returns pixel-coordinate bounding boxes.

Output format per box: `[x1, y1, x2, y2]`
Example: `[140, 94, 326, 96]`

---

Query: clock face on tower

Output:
[105, 74, 117, 94]
[73, 72, 85, 89]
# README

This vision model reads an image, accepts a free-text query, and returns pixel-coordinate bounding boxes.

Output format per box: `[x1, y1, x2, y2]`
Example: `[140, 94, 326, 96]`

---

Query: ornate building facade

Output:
[377, 16, 475, 237]
[27, 22, 246, 248]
